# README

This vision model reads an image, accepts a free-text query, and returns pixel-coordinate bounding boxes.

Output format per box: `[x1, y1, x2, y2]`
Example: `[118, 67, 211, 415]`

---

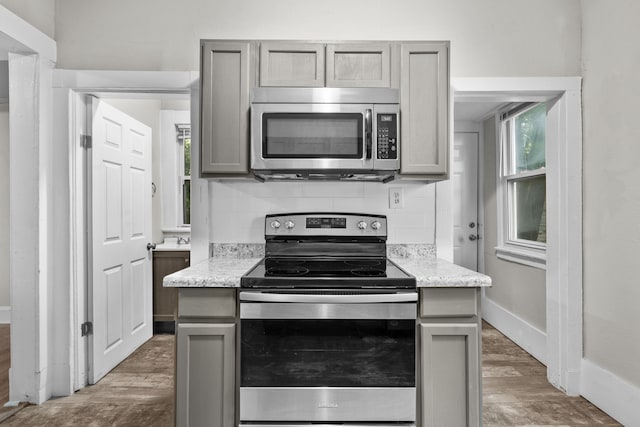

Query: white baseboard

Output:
[0, 306, 10, 324]
[481, 296, 547, 365]
[581, 358, 640, 427]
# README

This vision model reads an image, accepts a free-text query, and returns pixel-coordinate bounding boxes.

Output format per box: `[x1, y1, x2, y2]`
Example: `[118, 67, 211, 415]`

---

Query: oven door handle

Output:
[239, 291, 417, 304]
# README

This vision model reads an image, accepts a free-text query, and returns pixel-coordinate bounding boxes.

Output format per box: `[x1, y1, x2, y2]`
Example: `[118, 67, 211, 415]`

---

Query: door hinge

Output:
[81, 134, 92, 149]
[81, 321, 93, 336]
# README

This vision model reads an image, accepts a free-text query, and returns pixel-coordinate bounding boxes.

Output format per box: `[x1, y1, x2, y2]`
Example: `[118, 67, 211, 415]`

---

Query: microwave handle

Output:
[365, 109, 372, 159]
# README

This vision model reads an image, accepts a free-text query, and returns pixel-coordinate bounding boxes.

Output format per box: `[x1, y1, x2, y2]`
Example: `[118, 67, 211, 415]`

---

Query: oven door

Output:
[251, 103, 374, 171]
[239, 291, 417, 423]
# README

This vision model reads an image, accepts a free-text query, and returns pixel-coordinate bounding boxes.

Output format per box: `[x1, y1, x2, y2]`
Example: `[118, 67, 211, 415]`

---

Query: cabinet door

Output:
[420, 323, 480, 427]
[152, 251, 190, 324]
[176, 323, 236, 427]
[200, 41, 251, 174]
[260, 42, 325, 87]
[400, 42, 449, 176]
[326, 43, 390, 87]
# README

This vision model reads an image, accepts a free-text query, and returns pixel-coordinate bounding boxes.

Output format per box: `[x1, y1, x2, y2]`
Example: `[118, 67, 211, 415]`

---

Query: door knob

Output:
[469, 234, 478, 241]
[147, 242, 156, 251]
[469, 222, 476, 228]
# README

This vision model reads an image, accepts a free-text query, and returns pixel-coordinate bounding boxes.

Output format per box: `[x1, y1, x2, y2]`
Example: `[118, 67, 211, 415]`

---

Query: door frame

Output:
[62, 70, 201, 390]
[1, 5, 57, 404]
[452, 77, 583, 395]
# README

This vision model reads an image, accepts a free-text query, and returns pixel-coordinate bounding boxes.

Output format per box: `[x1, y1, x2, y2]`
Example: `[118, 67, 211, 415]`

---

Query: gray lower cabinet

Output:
[399, 42, 449, 178]
[200, 40, 254, 176]
[418, 288, 481, 427]
[176, 289, 237, 427]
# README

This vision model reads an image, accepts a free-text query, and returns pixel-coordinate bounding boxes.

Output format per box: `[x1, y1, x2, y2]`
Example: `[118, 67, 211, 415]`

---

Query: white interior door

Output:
[89, 99, 153, 384]
[453, 132, 479, 271]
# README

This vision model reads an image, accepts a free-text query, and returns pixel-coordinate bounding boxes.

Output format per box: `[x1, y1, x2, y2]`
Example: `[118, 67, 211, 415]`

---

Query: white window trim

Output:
[495, 104, 547, 270]
[159, 110, 191, 232]
[176, 123, 191, 227]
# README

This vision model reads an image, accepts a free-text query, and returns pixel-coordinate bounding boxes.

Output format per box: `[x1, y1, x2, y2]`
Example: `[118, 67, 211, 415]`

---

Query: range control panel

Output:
[265, 213, 387, 237]
[376, 113, 398, 160]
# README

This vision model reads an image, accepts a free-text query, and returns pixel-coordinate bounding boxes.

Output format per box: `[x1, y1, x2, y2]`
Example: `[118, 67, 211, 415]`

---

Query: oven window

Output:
[241, 319, 415, 387]
[262, 113, 363, 158]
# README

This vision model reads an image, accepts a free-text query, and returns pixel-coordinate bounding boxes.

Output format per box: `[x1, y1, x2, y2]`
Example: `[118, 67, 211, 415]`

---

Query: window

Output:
[176, 124, 191, 226]
[497, 103, 546, 268]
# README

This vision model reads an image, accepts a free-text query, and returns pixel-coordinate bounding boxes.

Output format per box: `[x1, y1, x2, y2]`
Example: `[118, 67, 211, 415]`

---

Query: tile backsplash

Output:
[209, 180, 437, 244]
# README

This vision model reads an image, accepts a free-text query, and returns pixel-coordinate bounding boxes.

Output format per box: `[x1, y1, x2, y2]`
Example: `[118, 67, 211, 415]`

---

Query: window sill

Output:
[495, 245, 546, 270]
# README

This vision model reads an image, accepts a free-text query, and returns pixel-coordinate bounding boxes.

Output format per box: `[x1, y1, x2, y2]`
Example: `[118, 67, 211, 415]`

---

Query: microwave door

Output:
[251, 103, 374, 171]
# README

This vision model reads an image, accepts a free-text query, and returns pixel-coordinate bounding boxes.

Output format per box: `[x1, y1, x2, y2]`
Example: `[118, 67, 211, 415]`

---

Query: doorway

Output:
[73, 93, 191, 387]
[452, 131, 479, 271]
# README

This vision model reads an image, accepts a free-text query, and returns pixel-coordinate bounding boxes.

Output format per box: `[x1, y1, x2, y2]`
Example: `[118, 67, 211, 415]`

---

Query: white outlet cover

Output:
[389, 187, 404, 209]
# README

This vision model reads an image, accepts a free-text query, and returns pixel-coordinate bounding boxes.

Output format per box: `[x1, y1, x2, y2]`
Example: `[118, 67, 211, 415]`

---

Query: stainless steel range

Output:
[239, 213, 417, 425]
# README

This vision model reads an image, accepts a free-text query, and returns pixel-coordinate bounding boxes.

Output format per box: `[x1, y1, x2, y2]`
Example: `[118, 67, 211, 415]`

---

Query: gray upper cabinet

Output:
[200, 41, 253, 175]
[399, 42, 449, 177]
[200, 39, 450, 180]
[326, 43, 391, 87]
[260, 42, 325, 87]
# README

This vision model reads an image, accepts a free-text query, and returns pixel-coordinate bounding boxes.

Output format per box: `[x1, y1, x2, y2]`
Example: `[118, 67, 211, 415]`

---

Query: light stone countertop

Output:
[390, 257, 492, 288]
[163, 255, 491, 288]
[163, 257, 262, 288]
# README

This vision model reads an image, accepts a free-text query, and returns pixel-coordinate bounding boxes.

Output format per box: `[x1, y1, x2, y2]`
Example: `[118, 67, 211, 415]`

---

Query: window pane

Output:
[515, 104, 545, 172]
[513, 176, 546, 243]
[182, 180, 190, 225]
[184, 137, 191, 177]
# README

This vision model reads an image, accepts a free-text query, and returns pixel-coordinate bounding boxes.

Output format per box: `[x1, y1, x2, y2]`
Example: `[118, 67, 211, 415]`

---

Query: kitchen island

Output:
[164, 244, 490, 427]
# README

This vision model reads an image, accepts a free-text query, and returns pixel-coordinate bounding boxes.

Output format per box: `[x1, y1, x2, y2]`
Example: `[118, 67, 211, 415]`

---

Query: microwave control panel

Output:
[376, 113, 398, 160]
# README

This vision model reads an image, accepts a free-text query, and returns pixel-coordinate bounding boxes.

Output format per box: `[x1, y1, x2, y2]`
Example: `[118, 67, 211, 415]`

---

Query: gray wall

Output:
[482, 116, 546, 332]
[582, 0, 640, 388]
[0, 0, 55, 39]
[52, 0, 581, 77]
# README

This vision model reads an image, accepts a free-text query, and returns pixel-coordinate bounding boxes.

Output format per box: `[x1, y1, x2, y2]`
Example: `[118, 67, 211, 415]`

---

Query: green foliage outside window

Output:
[515, 103, 546, 172]
[505, 103, 547, 245]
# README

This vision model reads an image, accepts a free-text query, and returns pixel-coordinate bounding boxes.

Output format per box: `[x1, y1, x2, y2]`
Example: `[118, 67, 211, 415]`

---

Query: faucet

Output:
[176, 236, 190, 245]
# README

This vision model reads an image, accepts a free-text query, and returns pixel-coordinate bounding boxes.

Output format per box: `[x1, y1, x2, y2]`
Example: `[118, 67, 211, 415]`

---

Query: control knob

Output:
[371, 221, 382, 230]
[357, 221, 368, 230]
[270, 220, 281, 229]
[285, 220, 295, 230]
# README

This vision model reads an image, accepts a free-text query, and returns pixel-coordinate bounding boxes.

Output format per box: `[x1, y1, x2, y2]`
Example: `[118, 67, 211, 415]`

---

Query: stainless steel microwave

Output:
[250, 88, 400, 182]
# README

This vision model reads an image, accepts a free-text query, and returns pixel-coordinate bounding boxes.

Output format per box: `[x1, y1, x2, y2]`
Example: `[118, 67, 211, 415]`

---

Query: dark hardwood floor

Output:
[0, 323, 622, 426]
[482, 322, 620, 426]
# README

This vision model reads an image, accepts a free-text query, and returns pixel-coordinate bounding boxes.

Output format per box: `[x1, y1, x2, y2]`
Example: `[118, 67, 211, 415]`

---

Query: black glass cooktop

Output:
[241, 257, 415, 289]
